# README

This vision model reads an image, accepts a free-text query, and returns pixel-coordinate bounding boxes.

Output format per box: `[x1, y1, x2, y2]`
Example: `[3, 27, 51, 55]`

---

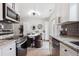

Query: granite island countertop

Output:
[50, 35, 79, 52]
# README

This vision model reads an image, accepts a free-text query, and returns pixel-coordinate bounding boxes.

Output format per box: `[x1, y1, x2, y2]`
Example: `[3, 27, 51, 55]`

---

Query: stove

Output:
[70, 41, 79, 46]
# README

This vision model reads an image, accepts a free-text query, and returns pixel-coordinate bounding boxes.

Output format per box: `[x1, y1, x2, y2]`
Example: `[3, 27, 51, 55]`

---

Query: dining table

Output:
[27, 32, 41, 47]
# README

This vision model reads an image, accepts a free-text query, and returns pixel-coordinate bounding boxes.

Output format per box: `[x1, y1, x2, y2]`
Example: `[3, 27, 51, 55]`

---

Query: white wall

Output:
[23, 18, 45, 36]
[44, 21, 49, 40]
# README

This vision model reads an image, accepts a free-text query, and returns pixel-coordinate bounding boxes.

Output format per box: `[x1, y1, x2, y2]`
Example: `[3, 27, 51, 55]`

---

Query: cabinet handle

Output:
[10, 48, 12, 50]
[64, 49, 67, 52]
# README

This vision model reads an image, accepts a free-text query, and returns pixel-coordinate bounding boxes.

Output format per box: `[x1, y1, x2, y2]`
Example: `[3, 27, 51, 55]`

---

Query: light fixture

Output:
[28, 9, 40, 16]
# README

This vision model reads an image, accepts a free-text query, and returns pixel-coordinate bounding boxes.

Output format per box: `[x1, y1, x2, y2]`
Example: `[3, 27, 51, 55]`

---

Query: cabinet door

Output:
[69, 3, 78, 21]
[57, 4, 69, 23]
[0, 48, 2, 56]
[60, 43, 77, 56]
[2, 41, 16, 56]
[60, 43, 68, 56]
[61, 4, 69, 23]
[49, 36, 53, 55]
[15, 4, 18, 12]
[0, 3, 3, 20]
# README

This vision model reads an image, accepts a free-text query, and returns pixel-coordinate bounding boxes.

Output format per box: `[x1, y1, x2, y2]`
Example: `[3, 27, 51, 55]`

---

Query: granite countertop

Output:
[27, 32, 41, 38]
[0, 40, 16, 47]
[0, 34, 27, 45]
[50, 35, 79, 52]
[0, 34, 23, 40]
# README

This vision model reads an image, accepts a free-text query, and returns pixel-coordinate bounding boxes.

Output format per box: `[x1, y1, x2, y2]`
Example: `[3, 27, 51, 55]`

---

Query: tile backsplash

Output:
[61, 22, 79, 36]
[0, 23, 13, 30]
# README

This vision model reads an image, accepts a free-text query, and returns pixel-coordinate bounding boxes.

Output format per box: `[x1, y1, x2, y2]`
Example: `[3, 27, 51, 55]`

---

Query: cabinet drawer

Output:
[60, 43, 77, 56]
[2, 41, 16, 56]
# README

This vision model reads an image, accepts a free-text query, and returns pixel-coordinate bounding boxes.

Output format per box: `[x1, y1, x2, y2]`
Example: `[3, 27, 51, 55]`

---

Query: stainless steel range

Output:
[16, 36, 27, 56]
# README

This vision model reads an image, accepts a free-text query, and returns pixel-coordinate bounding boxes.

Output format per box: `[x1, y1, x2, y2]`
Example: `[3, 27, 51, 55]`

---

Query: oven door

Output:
[16, 37, 27, 56]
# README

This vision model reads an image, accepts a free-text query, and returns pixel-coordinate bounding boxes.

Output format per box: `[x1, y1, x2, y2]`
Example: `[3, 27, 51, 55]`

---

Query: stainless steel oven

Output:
[3, 3, 20, 22]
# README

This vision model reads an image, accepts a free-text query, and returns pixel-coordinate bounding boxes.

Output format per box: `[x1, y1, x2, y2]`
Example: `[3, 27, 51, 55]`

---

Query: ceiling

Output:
[17, 3, 56, 18]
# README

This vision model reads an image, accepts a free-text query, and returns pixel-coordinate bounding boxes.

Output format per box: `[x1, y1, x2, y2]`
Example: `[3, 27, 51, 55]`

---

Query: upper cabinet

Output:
[59, 3, 79, 24]
[0, 3, 3, 20]
[15, 4, 19, 14]
[56, 3, 69, 24]
[0, 3, 20, 23]
[69, 3, 79, 21]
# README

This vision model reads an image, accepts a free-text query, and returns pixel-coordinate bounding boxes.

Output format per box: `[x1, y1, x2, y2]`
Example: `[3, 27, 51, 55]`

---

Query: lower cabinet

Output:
[0, 41, 16, 56]
[0, 49, 1, 56]
[49, 36, 53, 55]
[49, 36, 60, 56]
[49, 36, 79, 56]
[60, 43, 77, 56]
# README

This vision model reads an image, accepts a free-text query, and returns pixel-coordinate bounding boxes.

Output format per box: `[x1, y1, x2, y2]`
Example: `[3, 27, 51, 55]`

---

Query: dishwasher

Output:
[52, 37, 60, 56]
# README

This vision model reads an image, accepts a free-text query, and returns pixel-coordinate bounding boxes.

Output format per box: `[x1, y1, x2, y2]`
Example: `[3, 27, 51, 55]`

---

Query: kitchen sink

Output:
[70, 41, 79, 46]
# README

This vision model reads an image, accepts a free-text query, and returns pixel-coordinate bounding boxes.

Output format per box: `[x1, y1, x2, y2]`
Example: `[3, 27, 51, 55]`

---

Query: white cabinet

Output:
[56, 3, 69, 24]
[0, 48, 2, 56]
[0, 40, 16, 56]
[0, 3, 3, 20]
[2, 41, 16, 56]
[60, 43, 77, 56]
[69, 3, 79, 21]
[50, 18, 60, 36]
[49, 36, 53, 55]
[59, 3, 79, 24]
[15, 3, 20, 17]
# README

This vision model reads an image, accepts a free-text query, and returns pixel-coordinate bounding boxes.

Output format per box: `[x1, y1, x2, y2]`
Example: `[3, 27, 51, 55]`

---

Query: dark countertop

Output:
[50, 35, 79, 52]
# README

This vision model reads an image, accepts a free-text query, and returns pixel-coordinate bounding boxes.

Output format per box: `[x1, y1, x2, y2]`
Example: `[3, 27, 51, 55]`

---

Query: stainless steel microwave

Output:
[3, 3, 20, 23]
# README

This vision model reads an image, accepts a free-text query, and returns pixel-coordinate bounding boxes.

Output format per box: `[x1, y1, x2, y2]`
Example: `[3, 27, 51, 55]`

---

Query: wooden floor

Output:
[26, 41, 50, 56]
[17, 41, 50, 56]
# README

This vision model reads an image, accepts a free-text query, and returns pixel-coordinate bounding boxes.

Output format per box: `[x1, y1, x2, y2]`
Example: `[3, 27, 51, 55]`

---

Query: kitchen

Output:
[0, 3, 79, 56]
